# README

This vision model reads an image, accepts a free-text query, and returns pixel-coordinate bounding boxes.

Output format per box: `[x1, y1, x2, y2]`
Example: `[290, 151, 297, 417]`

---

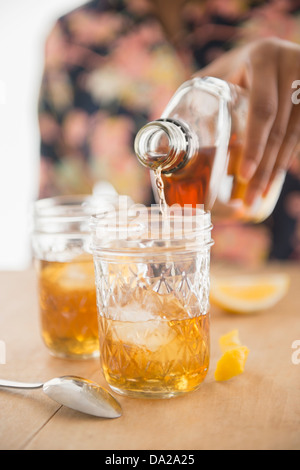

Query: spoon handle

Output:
[0, 379, 44, 389]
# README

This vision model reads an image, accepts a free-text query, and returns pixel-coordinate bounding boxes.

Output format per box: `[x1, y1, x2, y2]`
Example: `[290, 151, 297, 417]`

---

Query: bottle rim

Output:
[134, 119, 190, 172]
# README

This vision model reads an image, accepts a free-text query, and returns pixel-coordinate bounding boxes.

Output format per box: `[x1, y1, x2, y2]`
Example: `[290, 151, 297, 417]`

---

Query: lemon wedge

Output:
[210, 273, 289, 314]
[215, 346, 249, 382]
[215, 330, 249, 382]
[219, 329, 241, 353]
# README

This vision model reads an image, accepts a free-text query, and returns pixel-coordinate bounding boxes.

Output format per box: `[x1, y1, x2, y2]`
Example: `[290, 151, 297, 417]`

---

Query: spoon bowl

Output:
[0, 375, 122, 418]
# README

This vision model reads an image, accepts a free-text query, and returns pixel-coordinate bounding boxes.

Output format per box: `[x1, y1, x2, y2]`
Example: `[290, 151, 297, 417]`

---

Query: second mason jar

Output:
[91, 206, 213, 398]
[32, 194, 118, 359]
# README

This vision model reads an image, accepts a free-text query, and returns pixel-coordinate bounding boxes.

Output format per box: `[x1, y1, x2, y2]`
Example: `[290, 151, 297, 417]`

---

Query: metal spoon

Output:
[0, 375, 122, 418]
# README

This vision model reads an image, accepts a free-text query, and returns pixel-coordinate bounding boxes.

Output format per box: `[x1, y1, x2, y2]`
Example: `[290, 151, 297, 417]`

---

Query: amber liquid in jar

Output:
[98, 289, 210, 398]
[37, 254, 99, 359]
[156, 140, 283, 222]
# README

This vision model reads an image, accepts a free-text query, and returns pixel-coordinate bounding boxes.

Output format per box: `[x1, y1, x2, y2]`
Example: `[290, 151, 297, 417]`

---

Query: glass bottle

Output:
[134, 77, 286, 223]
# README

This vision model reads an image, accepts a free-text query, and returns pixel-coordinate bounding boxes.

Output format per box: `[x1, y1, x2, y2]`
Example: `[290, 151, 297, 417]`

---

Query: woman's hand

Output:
[195, 37, 300, 205]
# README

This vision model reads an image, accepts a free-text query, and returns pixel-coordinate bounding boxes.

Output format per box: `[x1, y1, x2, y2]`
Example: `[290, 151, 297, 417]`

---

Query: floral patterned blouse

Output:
[38, 0, 300, 262]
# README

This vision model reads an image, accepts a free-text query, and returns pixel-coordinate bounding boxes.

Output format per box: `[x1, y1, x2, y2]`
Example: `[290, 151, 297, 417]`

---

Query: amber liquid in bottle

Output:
[155, 139, 282, 222]
[159, 146, 217, 208]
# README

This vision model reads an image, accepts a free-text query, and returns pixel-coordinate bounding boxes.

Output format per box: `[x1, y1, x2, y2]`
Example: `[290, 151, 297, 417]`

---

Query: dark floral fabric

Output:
[38, 0, 300, 263]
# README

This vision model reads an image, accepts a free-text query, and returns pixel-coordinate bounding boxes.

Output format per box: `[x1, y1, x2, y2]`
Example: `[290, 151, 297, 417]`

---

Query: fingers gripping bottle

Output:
[134, 77, 285, 222]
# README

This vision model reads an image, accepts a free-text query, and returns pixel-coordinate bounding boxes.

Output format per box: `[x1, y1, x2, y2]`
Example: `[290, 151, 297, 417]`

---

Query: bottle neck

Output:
[134, 119, 190, 173]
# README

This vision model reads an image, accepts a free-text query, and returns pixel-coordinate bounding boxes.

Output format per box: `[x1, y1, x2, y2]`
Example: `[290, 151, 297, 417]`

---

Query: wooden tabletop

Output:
[0, 262, 299, 450]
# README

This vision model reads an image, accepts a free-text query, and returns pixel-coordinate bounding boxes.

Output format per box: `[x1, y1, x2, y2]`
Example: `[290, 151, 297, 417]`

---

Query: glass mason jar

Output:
[32, 194, 117, 360]
[90, 205, 213, 398]
[134, 76, 286, 223]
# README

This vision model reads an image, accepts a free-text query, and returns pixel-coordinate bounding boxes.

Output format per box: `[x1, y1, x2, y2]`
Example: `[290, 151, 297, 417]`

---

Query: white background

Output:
[0, 0, 85, 270]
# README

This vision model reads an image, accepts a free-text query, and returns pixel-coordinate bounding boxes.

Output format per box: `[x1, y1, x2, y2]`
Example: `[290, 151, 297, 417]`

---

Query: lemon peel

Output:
[215, 330, 249, 382]
[219, 329, 241, 353]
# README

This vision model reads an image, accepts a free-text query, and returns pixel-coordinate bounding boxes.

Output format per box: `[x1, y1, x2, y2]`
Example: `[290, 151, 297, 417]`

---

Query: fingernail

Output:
[239, 160, 257, 182]
[245, 187, 259, 207]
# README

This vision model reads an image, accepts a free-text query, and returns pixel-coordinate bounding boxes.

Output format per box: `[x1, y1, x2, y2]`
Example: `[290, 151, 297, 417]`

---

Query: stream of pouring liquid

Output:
[154, 167, 168, 217]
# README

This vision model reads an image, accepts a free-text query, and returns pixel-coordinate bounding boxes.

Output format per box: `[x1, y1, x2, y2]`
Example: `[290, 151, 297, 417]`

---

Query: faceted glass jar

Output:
[32, 194, 116, 360]
[91, 206, 213, 398]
